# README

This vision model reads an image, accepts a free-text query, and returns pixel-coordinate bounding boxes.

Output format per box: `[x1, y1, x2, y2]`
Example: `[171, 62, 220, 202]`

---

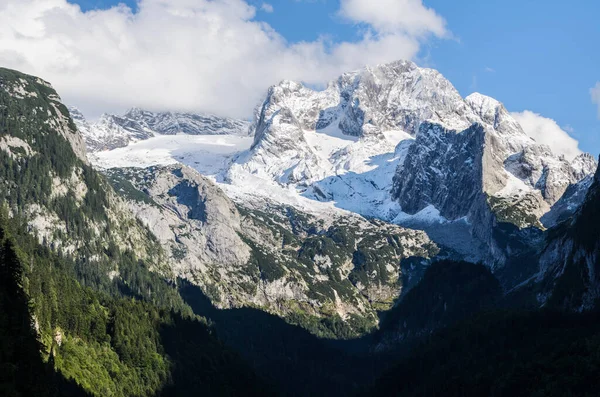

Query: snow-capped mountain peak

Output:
[70, 107, 251, 152]
[80, 59, 596, 266]
[228, 60, 597, 263]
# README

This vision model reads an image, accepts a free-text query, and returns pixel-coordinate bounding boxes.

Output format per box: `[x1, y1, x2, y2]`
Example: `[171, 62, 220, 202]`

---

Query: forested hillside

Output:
[0, 67, 268, 396]
[0, 202, 268, 396]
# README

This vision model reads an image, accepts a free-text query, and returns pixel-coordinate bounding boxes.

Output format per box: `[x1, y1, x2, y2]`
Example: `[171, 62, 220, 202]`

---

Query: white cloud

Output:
[591, 82, 600, 118]
[260, 3, 274, 13]
[0, 0, 447, 119]
[339, 0, 446, 36]
[511, 110, 582, 160]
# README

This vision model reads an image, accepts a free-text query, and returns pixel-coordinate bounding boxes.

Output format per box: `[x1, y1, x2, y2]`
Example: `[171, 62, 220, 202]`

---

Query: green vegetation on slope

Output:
[0, 67, 268, 397]
[0, 225, 90, 397]
[237, 205, 437, 338]
[0, 210, 268, 397]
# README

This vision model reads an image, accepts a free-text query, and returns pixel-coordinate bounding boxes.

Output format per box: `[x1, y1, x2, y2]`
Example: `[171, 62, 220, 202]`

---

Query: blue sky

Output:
[46, 1, 600, 155]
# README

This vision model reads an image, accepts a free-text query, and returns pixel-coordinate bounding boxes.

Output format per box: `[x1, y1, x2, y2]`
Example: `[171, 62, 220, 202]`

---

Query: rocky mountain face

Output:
[14, 59, 597, 338]
[70, 107, 251, 152]
[69, 107, 154, 153]
[0, 69, 164, 273]
[532, 161, 600, 310]
[0, 76, 88, 164]
[250, 60, 472, 142]
[233, 60, 597, 266]
[1, 65, 437, 337]
[235, 60, 477, 187]
[107, 165, 438, 336]
[66, 60, 599, 324]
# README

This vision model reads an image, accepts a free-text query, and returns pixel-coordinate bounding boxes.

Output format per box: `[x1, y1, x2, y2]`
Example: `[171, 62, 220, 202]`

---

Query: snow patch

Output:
[392, 205, 446, 225]
[91, 135, 253, 177]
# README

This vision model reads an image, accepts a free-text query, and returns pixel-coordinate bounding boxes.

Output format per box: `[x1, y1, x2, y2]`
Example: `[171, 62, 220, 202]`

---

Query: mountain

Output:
[3, 63, 600, 397]
[76, 59, 598, 317]
[229, 60, 596, 266]
[0, 66, 443, 340]
[70, 107, 251, 152]
[0, 69, 161, 268]
[366, 164, 600, 397]
[528, 160, 600, 310]
[0, 67, 268, 396]
[0, 76, 88, 163]
[106, 164, 438, 337]
[0, 66, 463, 395]
[368, 164, 600, 393]
[68, 107, 154, 153]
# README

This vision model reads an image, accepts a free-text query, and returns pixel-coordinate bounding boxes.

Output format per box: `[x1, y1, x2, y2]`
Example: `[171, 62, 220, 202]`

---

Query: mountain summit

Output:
[228, 60, 596, 265]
